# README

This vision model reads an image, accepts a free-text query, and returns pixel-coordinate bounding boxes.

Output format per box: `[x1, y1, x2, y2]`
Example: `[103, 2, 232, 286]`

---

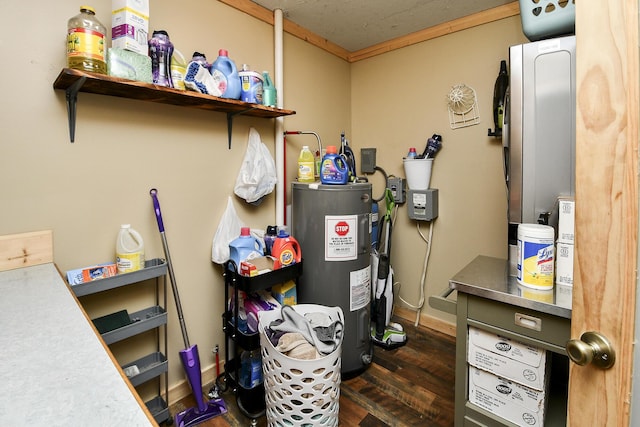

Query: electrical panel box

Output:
[360, 148, 377, 173]
[388, 177, 405, 204]
[408, 189, 438, 221]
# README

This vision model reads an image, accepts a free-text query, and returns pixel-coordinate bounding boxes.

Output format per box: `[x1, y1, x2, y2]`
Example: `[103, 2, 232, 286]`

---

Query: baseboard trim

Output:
[394, 306, 456, 337]
[167, 363, 219, 406]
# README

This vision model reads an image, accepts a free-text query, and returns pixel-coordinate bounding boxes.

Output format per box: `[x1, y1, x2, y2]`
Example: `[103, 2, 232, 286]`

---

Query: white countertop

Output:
[0, 263, 156, 426]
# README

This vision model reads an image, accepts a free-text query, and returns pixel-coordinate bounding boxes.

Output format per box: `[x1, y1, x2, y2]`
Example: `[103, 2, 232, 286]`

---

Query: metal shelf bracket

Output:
[65, 76, 87, 143]
[226, 107, 257, 149]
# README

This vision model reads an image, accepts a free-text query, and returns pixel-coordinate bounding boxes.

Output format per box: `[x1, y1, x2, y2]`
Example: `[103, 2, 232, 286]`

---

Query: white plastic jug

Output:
[116, 224, 145, 273]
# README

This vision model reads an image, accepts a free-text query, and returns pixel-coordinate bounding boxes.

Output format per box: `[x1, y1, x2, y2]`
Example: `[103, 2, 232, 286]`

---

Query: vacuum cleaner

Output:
[371, 188, 407, 350]
[488, 60, 509, 137]
[150, 189, 227, 427]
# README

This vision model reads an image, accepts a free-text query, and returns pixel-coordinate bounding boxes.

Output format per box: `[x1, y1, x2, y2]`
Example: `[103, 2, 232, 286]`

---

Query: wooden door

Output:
[568, 0, 639, 425]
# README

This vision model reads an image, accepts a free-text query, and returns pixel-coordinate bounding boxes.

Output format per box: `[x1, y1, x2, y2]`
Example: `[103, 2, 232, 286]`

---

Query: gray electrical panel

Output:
[408, 189, 438, 221]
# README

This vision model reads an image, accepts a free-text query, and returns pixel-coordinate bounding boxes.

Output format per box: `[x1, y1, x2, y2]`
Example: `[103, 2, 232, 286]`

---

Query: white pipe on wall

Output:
[274, 9, 285, 227]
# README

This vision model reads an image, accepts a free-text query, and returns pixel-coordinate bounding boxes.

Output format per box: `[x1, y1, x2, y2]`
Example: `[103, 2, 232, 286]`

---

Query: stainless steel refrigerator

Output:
[291, 182, 372, 375]
[505, 35, 576, 273]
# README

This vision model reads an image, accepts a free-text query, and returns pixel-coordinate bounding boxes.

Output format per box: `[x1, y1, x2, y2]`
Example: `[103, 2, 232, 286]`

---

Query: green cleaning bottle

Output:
[262, 71, 277, 107]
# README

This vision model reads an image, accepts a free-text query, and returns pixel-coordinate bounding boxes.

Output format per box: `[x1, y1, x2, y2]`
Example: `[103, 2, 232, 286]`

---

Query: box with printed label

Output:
[468, 366, 546, 426]
[467, 326, 548, 390]
[112, 0, 149, 54]
[555, 242, 574, 286]
[557, 198, 575, 244]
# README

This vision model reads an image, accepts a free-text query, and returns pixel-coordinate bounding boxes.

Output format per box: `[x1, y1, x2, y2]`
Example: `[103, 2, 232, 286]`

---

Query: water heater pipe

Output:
[274, 9, 285, 227]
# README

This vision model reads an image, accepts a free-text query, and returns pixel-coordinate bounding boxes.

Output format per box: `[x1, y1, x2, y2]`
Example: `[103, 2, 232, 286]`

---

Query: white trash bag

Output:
[211, 196, 246, 264]
[234, 127, 277, 204]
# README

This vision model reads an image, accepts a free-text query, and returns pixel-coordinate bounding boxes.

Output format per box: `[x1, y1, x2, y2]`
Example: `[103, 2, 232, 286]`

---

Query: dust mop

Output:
[150, 189, 227, 427]
[371, 189, 407, 349]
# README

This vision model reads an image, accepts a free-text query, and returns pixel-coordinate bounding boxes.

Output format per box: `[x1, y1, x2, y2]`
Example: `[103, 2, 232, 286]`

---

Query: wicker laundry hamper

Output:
[258, 304, 343, 427]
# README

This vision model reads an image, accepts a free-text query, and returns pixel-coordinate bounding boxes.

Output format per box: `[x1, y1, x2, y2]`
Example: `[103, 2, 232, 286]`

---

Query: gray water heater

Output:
[291, 182, 372, 375]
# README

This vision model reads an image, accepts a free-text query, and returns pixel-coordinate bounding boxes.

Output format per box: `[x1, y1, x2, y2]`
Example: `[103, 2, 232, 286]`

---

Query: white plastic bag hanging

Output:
[212, 196, 246, 264]
[234, 127, 277, 204]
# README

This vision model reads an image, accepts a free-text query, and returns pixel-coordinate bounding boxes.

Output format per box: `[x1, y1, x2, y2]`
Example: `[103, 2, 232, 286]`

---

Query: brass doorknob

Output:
[566, 331, 616, 369]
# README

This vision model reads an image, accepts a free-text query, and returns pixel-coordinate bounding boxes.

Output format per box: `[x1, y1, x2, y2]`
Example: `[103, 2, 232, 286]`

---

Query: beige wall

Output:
[351, 17, 528, 327]
[0, 0, 527, 401]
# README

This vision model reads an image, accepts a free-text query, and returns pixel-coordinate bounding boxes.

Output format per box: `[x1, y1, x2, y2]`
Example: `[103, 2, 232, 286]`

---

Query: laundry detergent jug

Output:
[320, 145, 349, 184]
[229, 227, 264, 270]
[211, 49, 241, 99]
[271, 229, 301, 269]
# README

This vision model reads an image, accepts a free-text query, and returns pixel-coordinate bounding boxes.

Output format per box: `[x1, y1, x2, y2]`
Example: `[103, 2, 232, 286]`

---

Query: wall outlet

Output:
[388, 177, 405, 204]
[360, 148, 377, 173]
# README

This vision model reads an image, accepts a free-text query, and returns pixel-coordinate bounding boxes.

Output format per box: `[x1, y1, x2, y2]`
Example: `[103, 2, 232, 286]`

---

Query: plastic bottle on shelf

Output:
[67, 6, 107, 74]
[262, 71, 277, 107]
[228, 227, 264, 270]
[264, 225, 278, 256]
[297, 145, 315, 183]
[116, 224, 145, 273]
[271, 229, 302, 269]
[320, 145, 349, 185]
[240, 349, 263, 388]
[148, 30, 174, 88]
[210, 49, 241, 99]
[170, 49, 187, 90]
[407, 147, 417, 158]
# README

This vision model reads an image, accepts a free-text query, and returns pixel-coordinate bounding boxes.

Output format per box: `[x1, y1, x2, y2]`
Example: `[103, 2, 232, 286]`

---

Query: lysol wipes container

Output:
[517, 224, 554, 289]
[116, 224, 145, 273]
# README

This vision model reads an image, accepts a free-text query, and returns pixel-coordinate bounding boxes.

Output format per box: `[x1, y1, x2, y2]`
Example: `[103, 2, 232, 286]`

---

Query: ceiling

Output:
[251, 0, 516, 52]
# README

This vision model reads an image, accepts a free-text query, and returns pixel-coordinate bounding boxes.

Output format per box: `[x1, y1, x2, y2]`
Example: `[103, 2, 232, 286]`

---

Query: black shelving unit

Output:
[222, 261, 303, 422]
[70, 258, 171, 424]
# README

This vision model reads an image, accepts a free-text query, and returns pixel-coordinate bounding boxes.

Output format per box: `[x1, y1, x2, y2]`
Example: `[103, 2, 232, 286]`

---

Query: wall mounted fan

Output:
[447, 83, 480, 129]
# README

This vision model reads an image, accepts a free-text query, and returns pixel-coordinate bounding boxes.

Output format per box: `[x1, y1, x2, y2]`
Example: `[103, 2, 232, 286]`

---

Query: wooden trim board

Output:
[0, 230, 53, 272]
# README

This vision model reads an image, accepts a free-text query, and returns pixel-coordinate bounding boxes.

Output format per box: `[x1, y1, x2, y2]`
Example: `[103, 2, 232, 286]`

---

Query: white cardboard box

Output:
[555, 242, 574, 286]
[557, 198, 575, 244]
[555, 282, 573, 309]
[468, 366, 546, 426]
[468, 326, 548, 390]
[112, 0, 149, 54]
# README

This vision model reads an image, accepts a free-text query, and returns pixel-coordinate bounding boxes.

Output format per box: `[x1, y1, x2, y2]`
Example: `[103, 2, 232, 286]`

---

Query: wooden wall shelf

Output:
[53, 68, 296, 146]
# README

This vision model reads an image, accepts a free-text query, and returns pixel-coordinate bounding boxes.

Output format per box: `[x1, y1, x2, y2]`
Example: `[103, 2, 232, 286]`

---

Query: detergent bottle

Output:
[320, 145, 349, 184]
[271, 229, 302, 269]
[211, 49, 241, 99]
[116, 224, 145, 273]
[262, 71, 277, 107]
[297, 145, 315, 183]
[228, 227, 264, 271]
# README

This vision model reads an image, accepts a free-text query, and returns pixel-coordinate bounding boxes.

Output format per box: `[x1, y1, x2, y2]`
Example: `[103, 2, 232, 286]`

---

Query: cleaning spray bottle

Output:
[271, 228, 301, 269]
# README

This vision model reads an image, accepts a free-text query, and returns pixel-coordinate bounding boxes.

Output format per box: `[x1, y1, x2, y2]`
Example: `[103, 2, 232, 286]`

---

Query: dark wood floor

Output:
[167, 316, 456, 426]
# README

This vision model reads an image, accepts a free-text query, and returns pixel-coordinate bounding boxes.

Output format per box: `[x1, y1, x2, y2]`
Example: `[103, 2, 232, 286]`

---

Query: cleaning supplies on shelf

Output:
[271, 229, 301, 269]
[297, 145, 315, 183]
[229, 227, 264, 270]
[262, 71, 276, 107]
[211, 49, 241, 99]
[264, 225, 278, 256]
[116, 224, 145, 273]
[148, 30, 174, 88]
[320, 145, 349, 184]
[170, 49, 187, 90]
[239, 64, 264, 104]
[67, 6, 107, 74]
